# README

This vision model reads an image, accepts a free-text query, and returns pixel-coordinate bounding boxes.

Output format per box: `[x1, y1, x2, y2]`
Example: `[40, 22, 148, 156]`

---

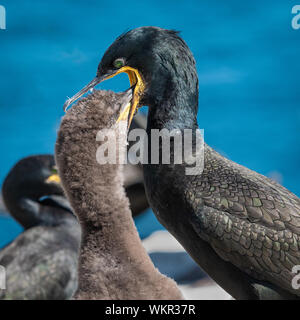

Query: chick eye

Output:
[113, 58, 125, 69]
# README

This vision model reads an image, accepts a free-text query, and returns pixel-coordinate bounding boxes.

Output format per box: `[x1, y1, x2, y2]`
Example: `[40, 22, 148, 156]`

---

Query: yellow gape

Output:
[105, 66, 145, 128]
[46, 174, 61, 184]
[63, 66, 146, 128]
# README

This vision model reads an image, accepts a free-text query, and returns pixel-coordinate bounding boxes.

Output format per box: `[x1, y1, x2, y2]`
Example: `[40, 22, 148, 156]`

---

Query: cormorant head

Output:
[63, 27, 198, 127]
[2, 155, 72, 229]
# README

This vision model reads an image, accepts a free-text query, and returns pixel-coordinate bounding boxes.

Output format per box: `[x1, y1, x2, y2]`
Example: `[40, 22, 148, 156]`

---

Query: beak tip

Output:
[62, 76, 102, 113]
[63, 96, 74, 112]
[63, 100, 70, 112]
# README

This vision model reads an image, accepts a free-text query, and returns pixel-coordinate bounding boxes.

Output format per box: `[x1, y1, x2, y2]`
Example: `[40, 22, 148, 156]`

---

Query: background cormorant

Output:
[0, 155, 80, 300]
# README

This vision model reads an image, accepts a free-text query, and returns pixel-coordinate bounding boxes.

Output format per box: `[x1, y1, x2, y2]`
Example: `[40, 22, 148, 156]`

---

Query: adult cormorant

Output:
[57, 89, 183, 299]
[0, 155, 80, 300]
[63, 27, 300, 299]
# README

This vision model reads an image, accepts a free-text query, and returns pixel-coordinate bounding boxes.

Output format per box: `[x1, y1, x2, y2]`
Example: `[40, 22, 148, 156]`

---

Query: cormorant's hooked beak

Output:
[63, 66, 145, 128]
[63, 75, 106, 112]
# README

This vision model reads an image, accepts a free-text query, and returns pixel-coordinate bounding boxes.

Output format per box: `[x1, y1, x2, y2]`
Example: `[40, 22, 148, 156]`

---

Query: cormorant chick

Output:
[56, 89, 183, 300]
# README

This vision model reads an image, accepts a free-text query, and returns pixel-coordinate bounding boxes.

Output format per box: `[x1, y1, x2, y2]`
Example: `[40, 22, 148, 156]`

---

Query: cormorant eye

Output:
[51, 167, 58, 175]
[113, 58, 126, 69]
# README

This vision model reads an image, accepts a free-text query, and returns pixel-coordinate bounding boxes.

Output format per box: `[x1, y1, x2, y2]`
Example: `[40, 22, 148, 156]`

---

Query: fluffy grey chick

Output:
[55, 89, 183, 300]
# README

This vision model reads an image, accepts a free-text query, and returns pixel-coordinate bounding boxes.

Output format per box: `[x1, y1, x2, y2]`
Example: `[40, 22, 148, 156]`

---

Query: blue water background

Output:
[0, 0, 299, 247]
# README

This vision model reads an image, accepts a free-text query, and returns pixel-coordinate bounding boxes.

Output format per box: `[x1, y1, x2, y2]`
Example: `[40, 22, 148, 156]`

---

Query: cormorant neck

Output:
[146, 71, 199, 132]
[2, 187, 31, 228]
[2, 187, 72, 229]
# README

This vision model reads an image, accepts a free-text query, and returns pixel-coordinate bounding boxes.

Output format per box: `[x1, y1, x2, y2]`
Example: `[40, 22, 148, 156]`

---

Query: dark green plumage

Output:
[95, 27, 300, 299]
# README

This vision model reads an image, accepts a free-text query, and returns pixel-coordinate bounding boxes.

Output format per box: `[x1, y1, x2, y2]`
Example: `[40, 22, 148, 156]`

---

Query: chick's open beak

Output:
[63, 66, 145, 128]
